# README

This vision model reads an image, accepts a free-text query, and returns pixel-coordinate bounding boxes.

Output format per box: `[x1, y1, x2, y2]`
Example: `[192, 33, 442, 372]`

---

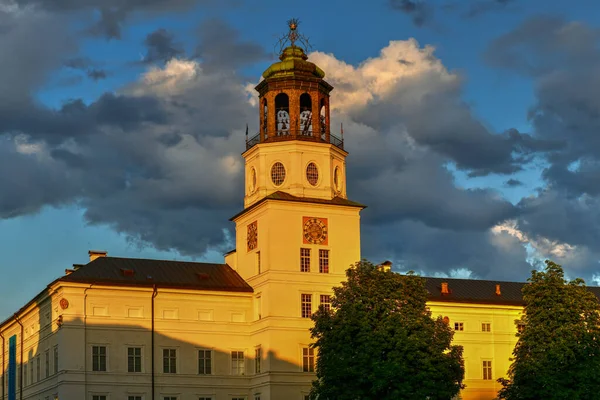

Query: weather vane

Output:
[275, 18, 313, 55]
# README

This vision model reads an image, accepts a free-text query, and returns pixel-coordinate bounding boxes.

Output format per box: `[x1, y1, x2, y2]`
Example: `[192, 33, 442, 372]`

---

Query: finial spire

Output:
[275, 18, 313, 55]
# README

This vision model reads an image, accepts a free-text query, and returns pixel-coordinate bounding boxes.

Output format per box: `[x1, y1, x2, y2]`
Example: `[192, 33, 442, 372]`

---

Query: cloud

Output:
[389, 0, 434, 27]
[143, 28, 184, 64]
[504, 178, 523, 187]
[194, 18, 270, 71]
[13, 0, 217, 39]
[484, 17, 600, 280]
[463, 0, 515, 18]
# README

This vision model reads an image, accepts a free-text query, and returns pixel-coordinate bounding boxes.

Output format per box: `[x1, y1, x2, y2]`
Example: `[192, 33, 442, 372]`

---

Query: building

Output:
[1, 23, 592, 400]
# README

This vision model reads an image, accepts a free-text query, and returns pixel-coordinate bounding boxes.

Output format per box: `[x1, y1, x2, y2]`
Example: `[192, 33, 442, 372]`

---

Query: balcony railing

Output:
[245, 130, 344, 151]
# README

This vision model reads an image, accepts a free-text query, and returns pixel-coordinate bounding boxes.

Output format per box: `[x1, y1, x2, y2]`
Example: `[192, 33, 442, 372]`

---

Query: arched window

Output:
[275, 93, 290, 136]
[300, 93, 312, 135]
[262, 99, 268, 140]
[319, 99, 326, 139]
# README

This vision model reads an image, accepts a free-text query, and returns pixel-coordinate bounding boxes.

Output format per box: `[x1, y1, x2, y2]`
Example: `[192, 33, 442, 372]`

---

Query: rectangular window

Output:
[232, 398, 245, 400]
[36, 355, 40, 381]
[198, 349, 212, 375]
[23, 361, 27, 386]
[482, 323, 491, 332]
[199, 398, 213, 400]
[92, 396, 107, 400]
[128, 397, 142, 400]
[45, 350, 49, 378]
[30, 359, 34, 382]
[303, 348, 315, 372]
[255, 347, 261, 374]
[54, 345, 59, 374]
[319, 250, 329, 273]
[231, 351, 245, 376]
[256, 251, 261, 274]
[320, 295, 331, 312]
[482, 360, 492, 380]
[301, 294, 312, 318]
[255, 396, 261, 400]
[92, 346, 107, 372]
[300, 248, 311, 272]
[128, 347, 142, 373]
[454, 322, 464, 331]
[163, 397, 177, 400]
[163, 349, 177, 374]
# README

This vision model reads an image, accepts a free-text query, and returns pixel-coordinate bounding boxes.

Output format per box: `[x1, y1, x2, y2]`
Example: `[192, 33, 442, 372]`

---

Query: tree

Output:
[498, 260, 600, 400]
[309, 260, 464, 400]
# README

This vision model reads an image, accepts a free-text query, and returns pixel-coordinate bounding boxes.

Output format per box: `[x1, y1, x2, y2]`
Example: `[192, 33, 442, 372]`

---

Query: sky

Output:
[1, 0, 600, 319]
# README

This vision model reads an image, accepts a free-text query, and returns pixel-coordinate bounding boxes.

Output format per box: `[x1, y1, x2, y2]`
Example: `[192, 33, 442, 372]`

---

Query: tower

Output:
[226, 20, 365, 398]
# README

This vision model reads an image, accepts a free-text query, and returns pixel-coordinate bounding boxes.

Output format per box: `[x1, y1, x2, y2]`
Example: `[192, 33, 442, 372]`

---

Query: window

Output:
[255, 347, 261, 374]
[198, 349, 212, 375]
[128, 347, 142, 373]
[92, 346, 107, 371]
[270, 162, 286, 186]
[23, 361, 27, 385]
[482, 323, 491, 332]
[301, 294, 312, 318]
[36, 355, 40, 381]
[92, 396, 107, 400]
[128, 397, 142, 400]
[319, 250, 329, 273]
[163, 349, 177, 374]
[303, 348, 315, 372]
[30, 359, 34, 382]
[231, 351, 245, 375]
[53, 345, 59, 374]
[255, 396, 261, 400]
[482, 360, 492, 380]
[320, 295, 331, 312]
[256, 251, 261, 274]
[45, 349, 49, 378]
[454, 322, 464, 331]
[199, 397, 213, 400]
[163, 397, 177, 400]
[232, 398, 245, 400]
[300, 248, 310, 272]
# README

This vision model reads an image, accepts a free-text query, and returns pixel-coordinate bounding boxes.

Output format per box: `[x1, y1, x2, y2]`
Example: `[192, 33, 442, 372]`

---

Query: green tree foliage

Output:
[498, 260, 600, 400]
[309, 260, 464, 400]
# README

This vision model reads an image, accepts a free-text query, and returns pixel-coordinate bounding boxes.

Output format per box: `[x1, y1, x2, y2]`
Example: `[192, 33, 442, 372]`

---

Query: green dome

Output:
[262, 46, 325, 80]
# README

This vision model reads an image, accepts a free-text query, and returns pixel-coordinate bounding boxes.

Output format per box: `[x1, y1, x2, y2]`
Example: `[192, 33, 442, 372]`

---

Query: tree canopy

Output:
[498, 260, 600, 400]
[309, 260, 464, 400]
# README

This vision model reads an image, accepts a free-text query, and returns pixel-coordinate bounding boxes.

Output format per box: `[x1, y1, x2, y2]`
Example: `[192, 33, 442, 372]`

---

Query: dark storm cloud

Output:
[87, 68, 108, 80]
[463, 0, 515, 18]
[143, 28, 184, 64]
[485, 17, 600, 276]
[12, 0, 217, 39]
[504, 179, 522, 187]
[389, 0, 434, 27]
[194, 18, 270, 71]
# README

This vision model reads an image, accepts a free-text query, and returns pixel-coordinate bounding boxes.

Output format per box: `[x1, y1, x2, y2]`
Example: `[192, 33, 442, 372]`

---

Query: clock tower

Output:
[226, 20, 364, 397]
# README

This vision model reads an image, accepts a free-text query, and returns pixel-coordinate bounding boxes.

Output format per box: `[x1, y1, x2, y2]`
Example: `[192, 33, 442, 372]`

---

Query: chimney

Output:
[73, 264, 84, 270]
[88, 250, 107, 262]
[495, 284, 501, 296]
[378, 260, 392, 272]
[64, 269, 74, 275]
[441, 282, 449, 295]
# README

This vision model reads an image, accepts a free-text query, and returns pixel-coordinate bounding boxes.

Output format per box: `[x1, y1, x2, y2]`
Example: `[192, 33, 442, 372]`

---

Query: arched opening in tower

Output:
[300, 93, 313, 136]
[275, 93, 290, 136]
[262, 98, 268, 140]
[319, 98, 326, 139]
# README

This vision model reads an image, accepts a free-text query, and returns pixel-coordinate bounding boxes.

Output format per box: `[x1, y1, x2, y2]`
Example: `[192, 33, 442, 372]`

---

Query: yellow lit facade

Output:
[0, 39, 530, 400]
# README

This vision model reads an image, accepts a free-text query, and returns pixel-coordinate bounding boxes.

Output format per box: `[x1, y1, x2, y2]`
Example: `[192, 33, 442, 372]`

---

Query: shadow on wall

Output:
[0, 288, 313, 400]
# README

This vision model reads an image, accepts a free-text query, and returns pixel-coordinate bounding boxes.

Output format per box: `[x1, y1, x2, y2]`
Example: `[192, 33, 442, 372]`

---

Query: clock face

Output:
[247, 221, 258, 251]
[303, 217, 328, 245]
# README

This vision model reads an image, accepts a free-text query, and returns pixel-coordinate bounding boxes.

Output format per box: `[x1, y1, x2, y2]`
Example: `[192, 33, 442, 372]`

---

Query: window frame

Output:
[481, 322, 492, 332]
[198, 349, 213, 375]
[302, 347, 315, 373]
[319, 294, 331, 312]
[91, 345, 108, 372]
[231, 350, 245, 376]
[454, 322, 464, 331]
[162, 348, 178, 374]
[318, 249, 329, 273]
[301, 294, 312, 318]
[300, 248, 311, 272]
[127, 346, 143, 373]
[482, 360, 493, 380]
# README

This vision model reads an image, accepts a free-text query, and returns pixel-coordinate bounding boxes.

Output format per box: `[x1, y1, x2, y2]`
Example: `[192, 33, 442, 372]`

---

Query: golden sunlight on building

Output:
[2, 22, 593, 400]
